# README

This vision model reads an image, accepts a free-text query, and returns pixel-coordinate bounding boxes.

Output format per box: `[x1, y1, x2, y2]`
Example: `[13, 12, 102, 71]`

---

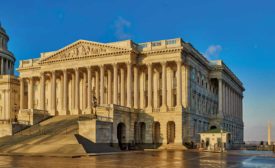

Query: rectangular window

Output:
[152, 41, 161, 47]
[165, 39, 177, 45]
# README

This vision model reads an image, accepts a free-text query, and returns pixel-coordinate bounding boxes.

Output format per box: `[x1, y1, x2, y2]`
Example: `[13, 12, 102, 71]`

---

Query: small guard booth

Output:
[198, 129, 231, 152]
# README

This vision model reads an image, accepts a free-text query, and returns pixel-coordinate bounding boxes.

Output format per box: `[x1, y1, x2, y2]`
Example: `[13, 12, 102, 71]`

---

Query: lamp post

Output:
[93, 96, 98, 119]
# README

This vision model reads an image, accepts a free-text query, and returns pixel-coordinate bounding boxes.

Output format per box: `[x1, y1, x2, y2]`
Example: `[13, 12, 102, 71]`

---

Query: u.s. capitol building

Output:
[0, 24, 244, 150]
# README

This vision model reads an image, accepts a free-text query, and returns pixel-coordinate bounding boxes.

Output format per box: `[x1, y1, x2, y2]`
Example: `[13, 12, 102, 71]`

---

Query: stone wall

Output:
[78, 120, 112, 144]
[0, 123, 12, 137]
[18, 109, 49, 125]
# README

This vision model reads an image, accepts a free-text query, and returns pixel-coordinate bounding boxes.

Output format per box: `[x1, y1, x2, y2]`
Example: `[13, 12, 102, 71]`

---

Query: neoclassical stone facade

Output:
[16, 38, 244, 146]
[0, 25, 19, 125]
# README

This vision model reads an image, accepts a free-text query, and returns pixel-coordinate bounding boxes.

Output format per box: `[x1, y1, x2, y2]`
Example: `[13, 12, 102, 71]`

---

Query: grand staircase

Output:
[0, 115, 119, 156]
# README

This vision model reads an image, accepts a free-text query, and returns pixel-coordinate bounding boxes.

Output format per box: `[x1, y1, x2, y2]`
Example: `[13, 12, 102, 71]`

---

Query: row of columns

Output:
[0, 57, 14, 75]
[218, 79, 243, 120]
[20, 61, 184, 113]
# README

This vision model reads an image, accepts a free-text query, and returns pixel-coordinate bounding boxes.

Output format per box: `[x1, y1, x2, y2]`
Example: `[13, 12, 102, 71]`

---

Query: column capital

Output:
[62, 69, 68, 72]
[146, 62, 152, 66]
[112, 62, 118, 66]
[161, 61, 167, 66]
[86, 66, 92, 70]
[176, 60, 182, 65]
[28, 77, 33, 82]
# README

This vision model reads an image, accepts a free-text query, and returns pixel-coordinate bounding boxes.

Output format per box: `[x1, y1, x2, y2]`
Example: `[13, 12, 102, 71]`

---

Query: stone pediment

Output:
[39, 40, 131, 64]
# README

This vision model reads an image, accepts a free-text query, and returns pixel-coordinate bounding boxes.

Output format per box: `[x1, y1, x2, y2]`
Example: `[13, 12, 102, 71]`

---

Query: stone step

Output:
[158, 144, 187, 150]
[1, 144, 86, 154]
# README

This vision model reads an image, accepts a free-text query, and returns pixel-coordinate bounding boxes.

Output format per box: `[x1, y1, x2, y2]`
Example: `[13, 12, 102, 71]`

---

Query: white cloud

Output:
[114, 17, 132, 40]
[203, 45, 222, 60]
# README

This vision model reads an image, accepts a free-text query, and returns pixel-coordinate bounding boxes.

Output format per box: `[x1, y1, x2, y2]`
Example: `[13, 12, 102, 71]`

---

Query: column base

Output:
[50, 109, 57, 116]
[160, 105, 168, 112]
[60, 109, 68, 115]
[175, 105, 183, 112]
[72, 109, 80, 115]
[145, 106, 152, 113]
[82, 108, 93, 115]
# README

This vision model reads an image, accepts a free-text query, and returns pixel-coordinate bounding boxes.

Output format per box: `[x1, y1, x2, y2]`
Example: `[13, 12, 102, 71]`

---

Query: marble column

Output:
[120, 67, 125, 106]
[176, 61, 182, 108]
[233, 90, 236, 118]
[113, 63, 118, 105]
[127, 63, 132, 107]
[167, 68, 174, 107]
[75, 68, 80, 112]
[20, 78, 24, 111]
[60, 74, 64, 111]
[28, 77, 33, 109]
[227, 86, 229, 116]
[71, 73, 75, 110]
[218, 79, 223, 117]
[236, 92, 238, 118]
[161, 62, 167, 111]
[139, 71, 145, 108]
[228, 87, 230, 117]
[100, 65, 104, 105]
[40, 72, 45, 110]
[1, 58, 4, 74]
[83, 71, 87, 109]
[11, 63, 14, 75]
[6, 61, 9, 75]
[133, 65, 139, 108]
[147, 63, 152, 110]
[87, 67, 92, 110]
[153, 69, 159, 108]
[6, 89, 11, 120]
[5, 60, 8, 75]
[51, 71, 56, 114]
[107, 68, 112, 104]
[233, 91, 236, 117]
[95, 70, 99, 100]
[63, 69, 68, 113]
[238, 95, 241, 119]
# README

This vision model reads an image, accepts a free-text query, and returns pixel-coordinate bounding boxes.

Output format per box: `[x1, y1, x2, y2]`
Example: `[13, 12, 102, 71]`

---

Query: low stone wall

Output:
[0, 123, 12, 137]
[18, 109, 49, 125]
[0, 123, 27, 137]
[78, 120, 113, 144]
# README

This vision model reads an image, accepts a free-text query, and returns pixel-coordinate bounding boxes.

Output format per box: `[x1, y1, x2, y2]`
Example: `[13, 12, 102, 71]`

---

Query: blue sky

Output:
[1, 0, 275, 141]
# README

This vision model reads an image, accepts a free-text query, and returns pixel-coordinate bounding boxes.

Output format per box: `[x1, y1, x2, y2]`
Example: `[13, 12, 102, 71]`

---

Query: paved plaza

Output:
[0, 151, 275, 168]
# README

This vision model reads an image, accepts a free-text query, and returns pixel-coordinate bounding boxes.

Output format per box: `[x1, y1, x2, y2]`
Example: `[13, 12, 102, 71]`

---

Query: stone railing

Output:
[78, 114, 112, 122]
[19, 58, 40, 68]
[137, 38, 182, 51]
[112, 104, 144, 114]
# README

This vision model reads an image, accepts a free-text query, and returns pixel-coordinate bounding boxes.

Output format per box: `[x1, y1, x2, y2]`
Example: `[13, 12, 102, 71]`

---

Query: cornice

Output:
[140, 47, 182, 56]
[39, 50, 133, 65]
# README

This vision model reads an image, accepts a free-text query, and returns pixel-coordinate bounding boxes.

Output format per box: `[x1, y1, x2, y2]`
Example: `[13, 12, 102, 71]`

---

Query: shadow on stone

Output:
[75, 134, 120, 153]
